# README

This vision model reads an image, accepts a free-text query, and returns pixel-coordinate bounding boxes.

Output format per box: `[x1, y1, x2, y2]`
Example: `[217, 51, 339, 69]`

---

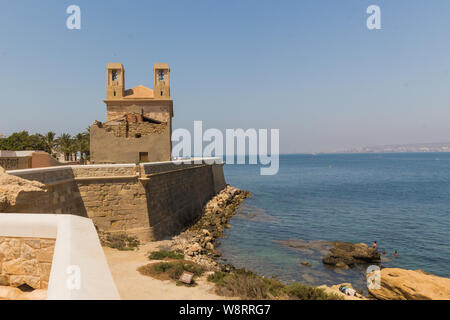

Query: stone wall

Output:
[77, 178, 149, 239]
[3, 167, 84, 215]
[128, 122, 167, 137]
[90, 122, 171, 164]
[102, 122, 167, 138]
[0, 157, 31, 170]
[5, 160, 227, 241]
[106, 101, 173, 123]
[0, 237, 55, 289]
[145, 165, 216, 239]
[0, 152, 62, 170]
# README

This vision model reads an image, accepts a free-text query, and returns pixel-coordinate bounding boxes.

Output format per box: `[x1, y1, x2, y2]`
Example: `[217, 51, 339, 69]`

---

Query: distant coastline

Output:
[319, 142, 450, 154]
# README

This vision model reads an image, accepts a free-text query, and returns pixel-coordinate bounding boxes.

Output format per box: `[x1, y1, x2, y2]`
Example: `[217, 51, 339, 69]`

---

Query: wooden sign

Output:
[179, 271, 194, 284]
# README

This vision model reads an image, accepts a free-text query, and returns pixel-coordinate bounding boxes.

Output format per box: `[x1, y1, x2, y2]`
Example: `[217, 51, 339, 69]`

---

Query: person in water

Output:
[382, 250, 386, 255]
[372, 241, 377, 249]
[393, 250, 399, 258]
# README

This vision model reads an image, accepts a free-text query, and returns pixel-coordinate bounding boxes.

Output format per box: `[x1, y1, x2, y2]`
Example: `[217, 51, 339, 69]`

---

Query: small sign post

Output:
[179, 271, 194, 284]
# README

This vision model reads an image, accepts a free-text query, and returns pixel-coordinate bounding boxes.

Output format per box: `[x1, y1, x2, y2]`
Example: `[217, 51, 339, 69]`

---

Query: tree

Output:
[68, 138, 78, 162]
[1, 129, 90, 164]
[56, 133, 73, 161]
[75, 130, 90, 163]
[0, 131, 46, 151]
[43, 131, 56, 156]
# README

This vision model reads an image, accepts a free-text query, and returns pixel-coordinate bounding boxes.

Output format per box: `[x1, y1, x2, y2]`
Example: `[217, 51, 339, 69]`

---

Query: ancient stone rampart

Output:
[3, 159, 226, 241]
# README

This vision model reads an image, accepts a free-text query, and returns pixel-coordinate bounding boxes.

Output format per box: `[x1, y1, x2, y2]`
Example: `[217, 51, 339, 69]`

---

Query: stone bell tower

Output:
[90, 62, 173, 164]
[106, 63, 125, 99]
[153, 63, 170, 99]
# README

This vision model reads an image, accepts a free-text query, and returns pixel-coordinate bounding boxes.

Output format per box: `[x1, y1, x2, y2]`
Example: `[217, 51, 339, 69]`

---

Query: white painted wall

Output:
[0, 214, 120, 300]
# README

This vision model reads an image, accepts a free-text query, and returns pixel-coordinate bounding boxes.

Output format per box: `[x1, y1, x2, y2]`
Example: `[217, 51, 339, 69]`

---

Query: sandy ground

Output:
[103, 242, 228, 300]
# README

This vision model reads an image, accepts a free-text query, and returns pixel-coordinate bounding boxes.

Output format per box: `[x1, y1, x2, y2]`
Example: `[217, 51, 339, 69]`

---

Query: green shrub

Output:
[207, 269, 341, 300]
[149, 250, 184, 260]
[285, 283, 342, 300]
[207, 269, 285, 299]
[138, 261, 205, 286]
[102, 233, 140, 251]
[207, 271, 227, 285]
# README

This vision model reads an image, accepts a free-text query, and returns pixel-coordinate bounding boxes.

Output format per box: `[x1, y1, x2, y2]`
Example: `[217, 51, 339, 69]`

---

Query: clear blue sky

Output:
[1, 0, 450, 153]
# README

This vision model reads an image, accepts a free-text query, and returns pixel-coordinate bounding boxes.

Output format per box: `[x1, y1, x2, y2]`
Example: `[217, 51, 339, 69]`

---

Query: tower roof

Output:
[123, 85, 154, 99]
[153, 63, 170, 70]
[107, 63, 124, 70]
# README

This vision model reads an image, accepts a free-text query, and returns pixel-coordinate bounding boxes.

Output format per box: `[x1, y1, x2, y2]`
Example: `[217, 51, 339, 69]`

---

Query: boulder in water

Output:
[322, 241, 381, 268]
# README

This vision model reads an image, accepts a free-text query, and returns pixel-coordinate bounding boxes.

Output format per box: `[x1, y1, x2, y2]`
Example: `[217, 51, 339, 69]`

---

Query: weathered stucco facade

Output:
[90, 63, 173, 164]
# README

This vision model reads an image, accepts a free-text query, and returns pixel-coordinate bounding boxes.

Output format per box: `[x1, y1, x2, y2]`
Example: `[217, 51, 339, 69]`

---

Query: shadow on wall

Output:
[145, 165, 217, 240]
[4, 161, 227, 241]
[1, 168, 88, 216]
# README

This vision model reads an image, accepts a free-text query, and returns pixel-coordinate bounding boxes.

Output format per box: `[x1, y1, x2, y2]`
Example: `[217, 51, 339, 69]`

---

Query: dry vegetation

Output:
[138, 260, 205, 286]
[207, 269, 343, 300]
[149, 250, 184, 260]
[101, 233, 140, 251]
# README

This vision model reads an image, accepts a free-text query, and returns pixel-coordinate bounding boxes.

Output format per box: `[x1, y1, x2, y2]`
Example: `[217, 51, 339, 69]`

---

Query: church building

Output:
[90, 63, 173, 164]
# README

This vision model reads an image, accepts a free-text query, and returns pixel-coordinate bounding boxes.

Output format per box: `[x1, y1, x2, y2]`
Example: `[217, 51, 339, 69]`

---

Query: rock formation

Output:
[276, 239, 333, 256]
[170, 185, 251, 269]
[0, 166, 46, 212]
[322, 241, 381, 268]
[368, 268, 450, 300]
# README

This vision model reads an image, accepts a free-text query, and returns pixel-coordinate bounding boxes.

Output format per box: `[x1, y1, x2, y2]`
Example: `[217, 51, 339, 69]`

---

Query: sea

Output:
[219, 153, 450, 292]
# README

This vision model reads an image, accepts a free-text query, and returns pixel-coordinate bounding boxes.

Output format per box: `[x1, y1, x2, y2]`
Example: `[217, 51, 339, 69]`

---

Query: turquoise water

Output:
[220, 153, 450, 291]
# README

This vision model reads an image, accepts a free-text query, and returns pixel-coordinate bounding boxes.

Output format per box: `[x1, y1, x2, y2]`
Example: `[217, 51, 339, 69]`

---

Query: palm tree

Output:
[56, 133, 72, 161]
[75, 131, 90, 163]
[44, 131, 56, 156]
[68, 139, 78, 162]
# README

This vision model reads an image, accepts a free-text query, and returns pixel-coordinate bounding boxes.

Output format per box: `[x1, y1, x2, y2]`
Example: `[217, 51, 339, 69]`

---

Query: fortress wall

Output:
[144, 164, 217, 239]
[71, 164, 150, 239]
[7, 166, 74, 185]
[141, 160, 205, 175]
[76, 178, 149, 239]
[3, 182, 83, 215]
[6, 159, 226, 241]
[211, 163, 226, 193]
[5, 167, 84, 215]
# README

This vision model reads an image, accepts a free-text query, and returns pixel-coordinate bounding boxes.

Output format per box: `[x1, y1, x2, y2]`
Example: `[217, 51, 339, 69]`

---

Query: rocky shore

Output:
[169, 185, 251, 270]
[368, 268, 450, 300]
[3, 168, 449, 300]
[276, 238, 450, 300]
